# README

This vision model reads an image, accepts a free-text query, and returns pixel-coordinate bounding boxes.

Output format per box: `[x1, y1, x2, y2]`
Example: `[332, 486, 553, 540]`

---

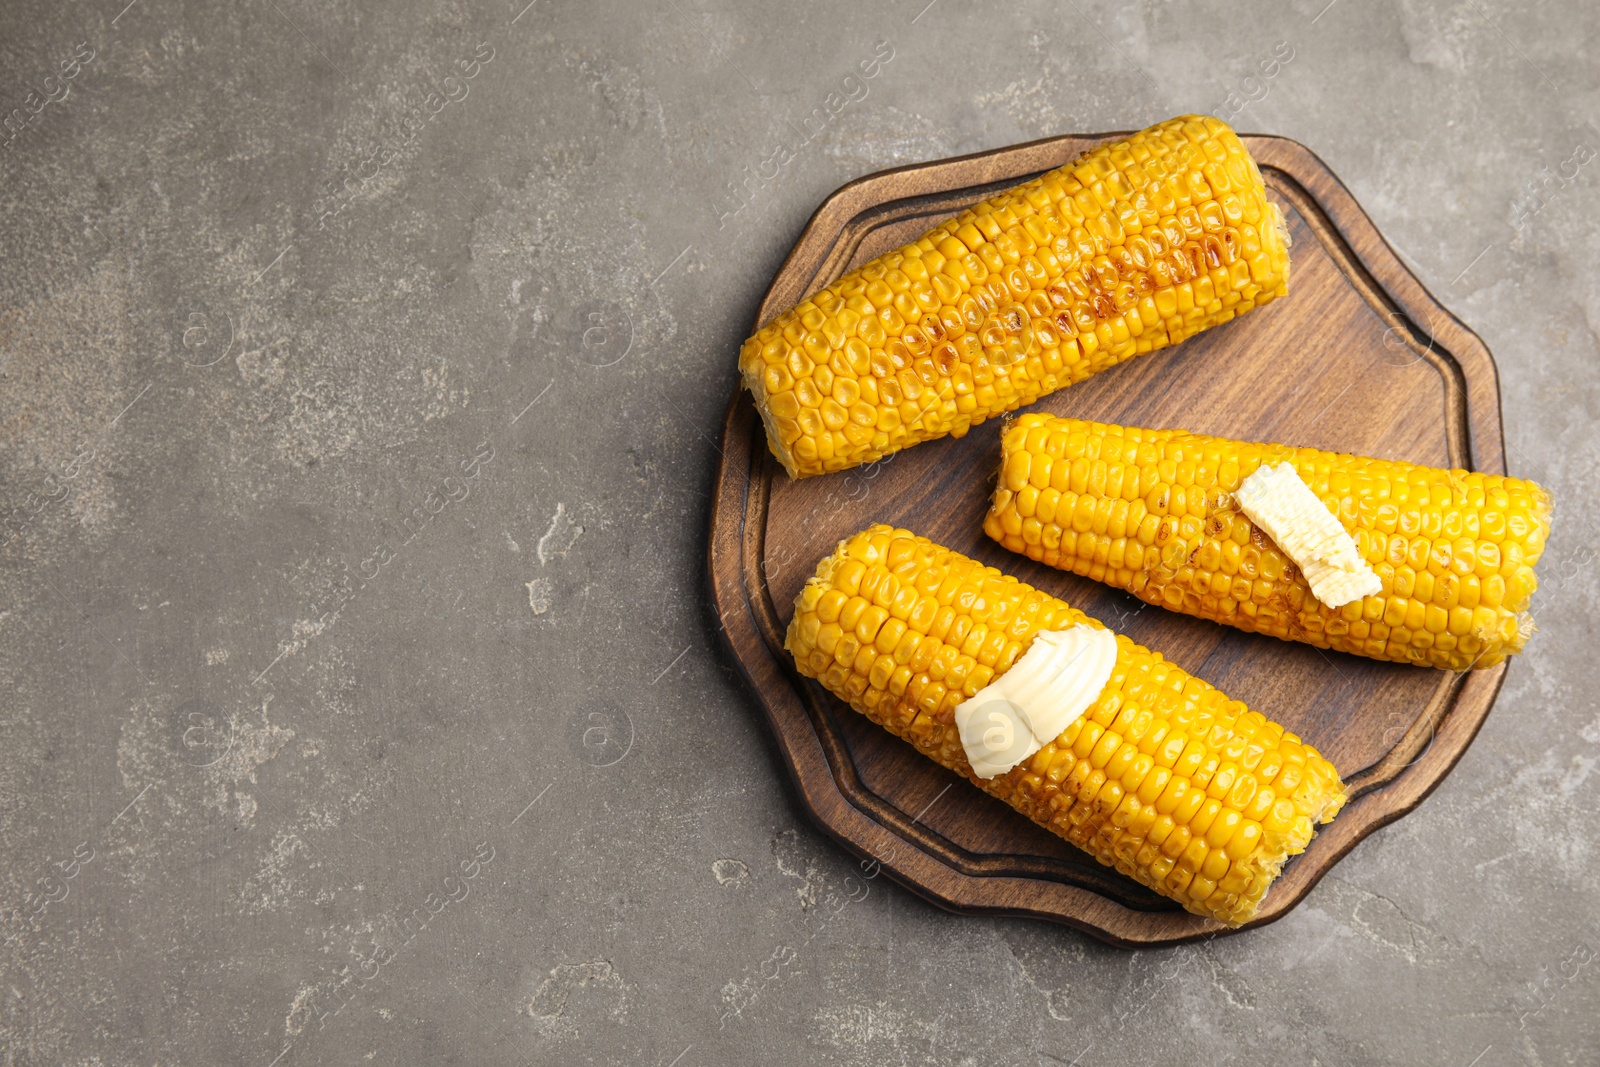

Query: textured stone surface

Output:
[1, 1, 1595, 1064]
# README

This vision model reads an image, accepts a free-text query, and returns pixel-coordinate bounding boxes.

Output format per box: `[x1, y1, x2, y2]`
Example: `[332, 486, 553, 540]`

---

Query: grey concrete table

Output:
[2, 1, 1595, 1064]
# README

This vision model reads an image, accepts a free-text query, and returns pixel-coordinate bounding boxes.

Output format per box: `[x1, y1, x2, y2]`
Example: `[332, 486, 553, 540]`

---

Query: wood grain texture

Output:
[707, 132, 1509, 946]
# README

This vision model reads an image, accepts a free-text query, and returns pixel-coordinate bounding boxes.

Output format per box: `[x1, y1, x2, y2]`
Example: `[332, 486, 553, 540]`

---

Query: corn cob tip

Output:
[1514, 611, 1537, 650]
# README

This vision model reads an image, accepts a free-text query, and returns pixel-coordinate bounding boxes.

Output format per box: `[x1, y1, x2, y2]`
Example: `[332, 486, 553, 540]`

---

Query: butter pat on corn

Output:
[955, 625, 1118, 778]
[1234, 463, 1382, 609]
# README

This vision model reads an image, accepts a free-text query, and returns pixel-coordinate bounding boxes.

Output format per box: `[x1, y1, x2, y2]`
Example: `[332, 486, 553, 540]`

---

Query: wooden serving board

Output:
[707, 132, 1509, 946]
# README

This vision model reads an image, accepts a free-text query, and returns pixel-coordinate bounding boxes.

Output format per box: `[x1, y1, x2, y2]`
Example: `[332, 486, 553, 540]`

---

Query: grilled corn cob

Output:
[986, 415, 1554, 671]
[741, 115, 1292, 478]
[785, 525, 1346, 925]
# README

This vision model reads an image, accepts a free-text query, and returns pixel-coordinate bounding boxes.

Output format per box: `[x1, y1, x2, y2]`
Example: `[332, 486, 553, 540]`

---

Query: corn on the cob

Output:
[986, 415, 1554, 671]
[741, 115, 1292, 478]
[785, 525, 1346, 925]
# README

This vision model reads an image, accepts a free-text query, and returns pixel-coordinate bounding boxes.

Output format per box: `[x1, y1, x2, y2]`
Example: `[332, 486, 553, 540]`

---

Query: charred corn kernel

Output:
[987, 415, 1553, 671]
[785, 525, 1346, 926]
[743, 116, 1291, 477]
